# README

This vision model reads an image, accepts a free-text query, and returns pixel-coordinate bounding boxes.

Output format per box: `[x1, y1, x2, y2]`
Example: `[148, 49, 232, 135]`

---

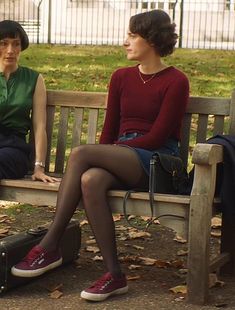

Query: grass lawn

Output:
[21, 44, 235, 97]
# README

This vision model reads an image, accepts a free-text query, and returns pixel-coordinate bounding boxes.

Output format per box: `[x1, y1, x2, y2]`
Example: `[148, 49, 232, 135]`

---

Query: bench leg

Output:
[220, 214, 235, 275]
[187, 163, 216, 304]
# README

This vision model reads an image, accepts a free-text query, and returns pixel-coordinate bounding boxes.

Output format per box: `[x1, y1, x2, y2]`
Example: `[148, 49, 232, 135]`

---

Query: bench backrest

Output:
[33, 90, 235, 175]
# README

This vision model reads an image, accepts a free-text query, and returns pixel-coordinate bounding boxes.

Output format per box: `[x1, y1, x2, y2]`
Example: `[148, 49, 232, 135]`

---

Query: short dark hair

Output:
[129, 10, 178, 57]
[0, 20, 29, 51]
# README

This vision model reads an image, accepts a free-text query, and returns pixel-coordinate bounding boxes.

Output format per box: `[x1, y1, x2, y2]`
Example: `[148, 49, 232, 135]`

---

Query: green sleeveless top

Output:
[0, 66, 39, 137]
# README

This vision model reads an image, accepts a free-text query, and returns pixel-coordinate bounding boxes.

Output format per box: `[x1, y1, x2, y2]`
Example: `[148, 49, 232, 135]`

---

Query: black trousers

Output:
[0, 134, 30, 179]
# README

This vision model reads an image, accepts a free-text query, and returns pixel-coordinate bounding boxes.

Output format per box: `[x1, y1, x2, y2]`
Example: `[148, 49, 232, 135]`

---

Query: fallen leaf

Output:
[119, 255, 140, 263]
[154, 219, 160, 224]
[126, 275, 141, 281]
[117, 236, 128, 241]
[169, 285, 187, 294]
[128, 264, 141, 270]
[0, 214, 8, 220]
[80, 219, 88, 226]
[174, 296, 185, 302]
[209, 273, 225, 288]
[211, 217, 222, 228]
[128, 215, 136, 220]
[113, 214, 122, 222]
[46, 283, 63, 292]
[85, 246, 100, 253]
[92, 255, 103, 261]
[155, 259, 171, 268]
[128, 231, 151, 239]
[85, 239, 96, 245]
[49, 290, 63, 299]
[140, 216, 151, 221]
[170, 260, 185, 268]
[139, 256, 157, 266]
[177, 249, 188, 256]
[116, 225, 128, 231]
[132, 245, 144, 250]
[211, 230, 221, 237]
[174, 235, 187, 243]
[178, 268, 188, 275]
[0, 228, 9, 236]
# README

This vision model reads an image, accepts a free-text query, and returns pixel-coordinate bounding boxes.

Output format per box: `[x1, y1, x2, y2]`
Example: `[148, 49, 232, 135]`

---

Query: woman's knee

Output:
[81, 170, 103, 195]
[68, 145, 89, 165]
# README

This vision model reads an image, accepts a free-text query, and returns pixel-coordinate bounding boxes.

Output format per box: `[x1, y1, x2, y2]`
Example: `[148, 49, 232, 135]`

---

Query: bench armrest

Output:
[192, 143, 223, 165]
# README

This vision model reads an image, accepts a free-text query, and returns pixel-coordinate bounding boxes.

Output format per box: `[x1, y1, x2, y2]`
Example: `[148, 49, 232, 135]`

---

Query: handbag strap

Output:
[123, 154, 186, 231]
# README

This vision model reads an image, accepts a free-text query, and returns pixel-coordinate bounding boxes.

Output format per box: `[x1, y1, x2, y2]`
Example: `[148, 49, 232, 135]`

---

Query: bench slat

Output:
[196, 114, 208, 143]
[87, 109, 99, 144]
[72, 107, 84, 147]
[213, 115, 225, 136]
[55, 107, 69, 173]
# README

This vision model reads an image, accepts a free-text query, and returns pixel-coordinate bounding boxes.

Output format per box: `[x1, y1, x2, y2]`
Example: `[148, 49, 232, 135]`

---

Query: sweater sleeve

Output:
[115, 74, 189, 150]
[99, 71, 121, 144]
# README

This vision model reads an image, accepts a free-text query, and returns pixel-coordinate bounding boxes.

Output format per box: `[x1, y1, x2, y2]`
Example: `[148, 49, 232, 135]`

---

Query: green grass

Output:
[20, 44, 235, 97]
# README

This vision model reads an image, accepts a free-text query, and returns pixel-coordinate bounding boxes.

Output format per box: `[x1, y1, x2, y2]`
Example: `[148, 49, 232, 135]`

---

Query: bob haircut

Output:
[0, 20, 29, 51]
[129, 10, 178, 57]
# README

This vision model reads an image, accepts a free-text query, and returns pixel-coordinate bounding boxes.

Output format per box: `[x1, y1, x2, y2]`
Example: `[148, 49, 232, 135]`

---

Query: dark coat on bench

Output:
[207, 135, 235, 216]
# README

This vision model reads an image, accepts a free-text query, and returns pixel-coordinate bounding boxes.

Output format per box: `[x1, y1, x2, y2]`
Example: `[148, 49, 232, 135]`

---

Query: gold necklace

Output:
[138, 70, 157, 84]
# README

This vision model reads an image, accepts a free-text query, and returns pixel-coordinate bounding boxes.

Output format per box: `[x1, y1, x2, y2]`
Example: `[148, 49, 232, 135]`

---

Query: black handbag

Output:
[123, 152, 189, 230]
[149, 152, 189, 195]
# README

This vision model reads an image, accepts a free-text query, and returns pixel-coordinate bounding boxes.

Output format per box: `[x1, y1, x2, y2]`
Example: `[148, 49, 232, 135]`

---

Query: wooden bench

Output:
[0, 89, 235, 304]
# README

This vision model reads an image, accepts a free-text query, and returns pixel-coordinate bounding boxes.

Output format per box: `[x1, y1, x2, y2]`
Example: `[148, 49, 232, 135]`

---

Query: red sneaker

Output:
[80, 272, 128, 301]
[11, 245, 62, 277]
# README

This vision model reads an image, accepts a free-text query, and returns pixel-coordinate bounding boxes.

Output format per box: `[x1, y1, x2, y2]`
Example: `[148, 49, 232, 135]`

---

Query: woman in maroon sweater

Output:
[12, 10, 189, 301]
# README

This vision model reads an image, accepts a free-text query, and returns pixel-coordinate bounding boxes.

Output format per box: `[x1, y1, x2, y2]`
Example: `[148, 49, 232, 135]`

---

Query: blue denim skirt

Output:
[118, 132, 179, 176]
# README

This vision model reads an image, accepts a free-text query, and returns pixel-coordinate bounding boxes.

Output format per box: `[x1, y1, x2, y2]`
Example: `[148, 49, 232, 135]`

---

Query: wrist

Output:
[34, 161, 45, 168]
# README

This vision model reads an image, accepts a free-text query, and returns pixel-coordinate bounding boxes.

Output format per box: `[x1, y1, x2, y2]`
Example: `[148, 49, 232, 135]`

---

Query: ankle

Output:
[39, 242, 57, 252]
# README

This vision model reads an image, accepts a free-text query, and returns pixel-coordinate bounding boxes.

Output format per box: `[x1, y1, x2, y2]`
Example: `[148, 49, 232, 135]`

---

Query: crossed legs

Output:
[39, 144, 148, 276]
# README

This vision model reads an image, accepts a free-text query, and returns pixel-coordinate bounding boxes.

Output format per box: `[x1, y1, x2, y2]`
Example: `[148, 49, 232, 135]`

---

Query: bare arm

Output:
[31, 74, 59, 182]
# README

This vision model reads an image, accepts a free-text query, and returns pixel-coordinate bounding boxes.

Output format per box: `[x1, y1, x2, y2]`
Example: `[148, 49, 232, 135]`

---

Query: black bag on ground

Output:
[0, 219, 81, 294]
[150, 152, 189, 195]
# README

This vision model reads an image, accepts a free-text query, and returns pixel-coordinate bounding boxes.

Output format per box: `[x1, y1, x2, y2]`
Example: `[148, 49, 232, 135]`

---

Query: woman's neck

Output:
[138, 59, 167, 75]
[0, 64, 18, 80]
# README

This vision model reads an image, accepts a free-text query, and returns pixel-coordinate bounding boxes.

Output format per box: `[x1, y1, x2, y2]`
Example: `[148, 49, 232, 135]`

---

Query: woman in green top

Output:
[0, 20, 57, 182]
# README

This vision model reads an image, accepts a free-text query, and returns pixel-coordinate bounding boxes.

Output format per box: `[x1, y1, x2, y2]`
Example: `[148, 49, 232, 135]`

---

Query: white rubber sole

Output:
[80, 285, 129, 301]
[11, 257, 63, 278]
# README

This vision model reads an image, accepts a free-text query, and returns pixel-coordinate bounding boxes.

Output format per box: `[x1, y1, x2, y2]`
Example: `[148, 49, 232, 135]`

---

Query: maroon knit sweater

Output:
[99, 65, 189, 150]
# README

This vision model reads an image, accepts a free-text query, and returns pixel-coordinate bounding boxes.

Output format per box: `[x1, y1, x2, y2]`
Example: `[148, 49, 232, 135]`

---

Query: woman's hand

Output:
[31, 167, 60, 183]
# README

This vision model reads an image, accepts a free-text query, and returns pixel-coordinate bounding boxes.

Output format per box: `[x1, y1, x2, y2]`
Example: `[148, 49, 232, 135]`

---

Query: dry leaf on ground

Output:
[80, 219, 88, 226]
[115, 225, 128, 231]
[85, 246, 100, 253]
[177, 249, 188, 256]
[132, 245, 144, 250]
[211, 216, 222, 228]
[211, 230, 221, 237]
[169, 285, 187, 294]
[45, 283, 63, 292]
[0, 228, 9, 236]
[127, 275, 141, 281]
[128, 231, 151, 239]
[92, 255, 103, 261]
[113, 214, 122, 222]
[170, 260, 185, 268]
[209, 273, 225, 288]
[155, 259, 171, 268]
[85, 239, 96, 245]
[173, 235, 187, 243]
[128, 264, 141, 270]
[139, 256, 157, 266]
[49, 290, 63, 299]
